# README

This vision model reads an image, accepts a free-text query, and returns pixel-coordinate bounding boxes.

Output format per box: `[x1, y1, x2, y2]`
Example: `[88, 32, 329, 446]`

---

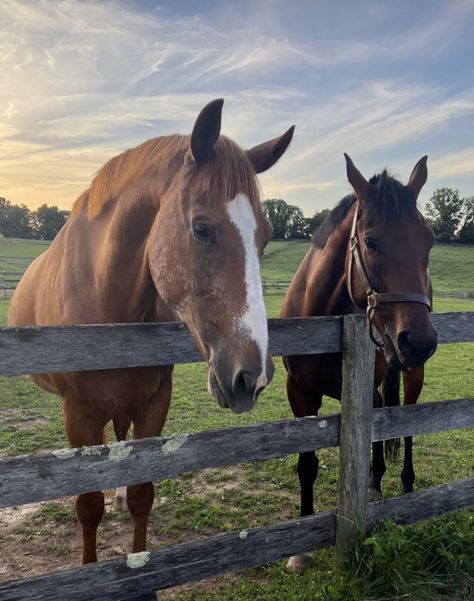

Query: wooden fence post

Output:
[335, 314, 375, 564]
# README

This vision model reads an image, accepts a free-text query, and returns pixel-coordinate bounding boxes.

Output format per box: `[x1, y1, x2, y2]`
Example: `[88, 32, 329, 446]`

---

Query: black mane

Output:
[312, 171, 417, 248]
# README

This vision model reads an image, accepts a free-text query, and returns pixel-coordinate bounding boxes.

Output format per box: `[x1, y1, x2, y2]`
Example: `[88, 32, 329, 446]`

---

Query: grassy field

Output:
[0, 238, 472, 600]
[261, 239, 474, 292]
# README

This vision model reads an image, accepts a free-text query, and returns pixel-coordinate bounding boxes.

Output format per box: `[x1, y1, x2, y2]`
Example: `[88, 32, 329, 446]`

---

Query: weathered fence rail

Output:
[1, 270, 473, 300]
[0, 312, 471, 375]
[0, 311, 472, 600]
[1, 397, 471, 509]
[1, 477, 473, 601]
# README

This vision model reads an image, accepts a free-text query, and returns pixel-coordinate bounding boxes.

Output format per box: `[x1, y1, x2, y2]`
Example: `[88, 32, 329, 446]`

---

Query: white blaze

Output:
[227, 193, 268, 390]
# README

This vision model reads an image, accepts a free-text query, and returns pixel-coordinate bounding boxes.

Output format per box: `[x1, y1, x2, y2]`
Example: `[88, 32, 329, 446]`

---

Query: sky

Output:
[1, 0, 474, 215]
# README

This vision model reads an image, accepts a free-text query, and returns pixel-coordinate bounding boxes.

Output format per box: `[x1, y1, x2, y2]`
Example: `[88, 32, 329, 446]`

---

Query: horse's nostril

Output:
[233, 370, 257, 401]
[397, 330, 438, 365]
[397, 330, 415, 358]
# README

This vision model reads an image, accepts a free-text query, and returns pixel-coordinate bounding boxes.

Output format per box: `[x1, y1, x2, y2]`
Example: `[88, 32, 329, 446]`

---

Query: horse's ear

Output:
[407, 155, 428, 200]
[190, 98, 224, 164]
[246, 126, 295, 174]
[344, 153, 370, 200]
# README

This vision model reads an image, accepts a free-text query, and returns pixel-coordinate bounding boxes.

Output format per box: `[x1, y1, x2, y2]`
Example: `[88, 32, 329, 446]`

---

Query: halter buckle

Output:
[350, 236, 358, 251]
[367, 292, 378, 308]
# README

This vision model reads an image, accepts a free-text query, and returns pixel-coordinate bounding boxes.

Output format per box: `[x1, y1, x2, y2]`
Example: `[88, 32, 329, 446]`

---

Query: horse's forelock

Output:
[72, 134, 260, 219]
[196, 136, 260, 210]
[312, 171, 419, 248]
[366, 170, 417, 222]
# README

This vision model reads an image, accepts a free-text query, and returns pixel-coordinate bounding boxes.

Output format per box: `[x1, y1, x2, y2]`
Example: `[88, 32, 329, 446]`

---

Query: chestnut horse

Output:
[281, 155, 437, 572]
[8, 100, 294, 575]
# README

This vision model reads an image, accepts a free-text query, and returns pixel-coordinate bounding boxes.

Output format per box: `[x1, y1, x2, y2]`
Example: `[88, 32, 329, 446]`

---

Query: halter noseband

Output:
[347, 204, 431, 349]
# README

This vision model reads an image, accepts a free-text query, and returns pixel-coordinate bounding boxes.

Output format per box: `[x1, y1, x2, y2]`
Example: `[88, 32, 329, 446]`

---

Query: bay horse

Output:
[281, 155, 437, 572]
[8, 99, 294, 575]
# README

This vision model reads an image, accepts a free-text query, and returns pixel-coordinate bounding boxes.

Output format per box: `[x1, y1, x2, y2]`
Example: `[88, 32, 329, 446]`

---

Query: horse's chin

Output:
[208, 371, 229, 408]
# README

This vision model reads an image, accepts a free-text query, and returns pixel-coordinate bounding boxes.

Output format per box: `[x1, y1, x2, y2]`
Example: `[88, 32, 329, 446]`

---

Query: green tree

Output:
[424, 188, 464, 242]
[306, 208, 330, 236]
[458, 196, 474, 244]
[32, 204, 68, 240]
[0, 197, 33, 238]
[262, 199, 306, 239]
[286, 205, 308, 239]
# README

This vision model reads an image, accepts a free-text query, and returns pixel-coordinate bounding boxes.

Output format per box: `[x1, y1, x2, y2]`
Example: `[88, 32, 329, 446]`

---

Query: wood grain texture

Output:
[0, 477, 472, 601]
[432, 312, 474, 344]
[368, 476, 474, 526]
[0, 312, 472, 377]
[0, 512, 337, 601]
[0, 398, 472, 509]
[335, 315, 375, 563]
[372, 397, 474, 441]
[0, 316, 342, 376]
[0, 414, 340, 508]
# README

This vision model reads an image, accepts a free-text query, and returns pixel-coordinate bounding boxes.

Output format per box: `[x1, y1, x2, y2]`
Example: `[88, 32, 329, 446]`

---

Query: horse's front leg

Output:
[286, 371, 322, 573]
[298, 451, 319, 516]
[401, 367, 424, 493]
[64, 399, 107, 564]
[127, 370, 172, 554]
[370, 389, 386, 499]
[120, 371, 172, 601]
[113, 413, 132, 512]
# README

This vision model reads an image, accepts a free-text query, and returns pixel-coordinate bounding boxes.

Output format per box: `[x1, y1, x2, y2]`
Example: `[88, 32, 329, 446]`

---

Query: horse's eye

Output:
[364, 236, 377, 251]
[192, 223, 211, 242]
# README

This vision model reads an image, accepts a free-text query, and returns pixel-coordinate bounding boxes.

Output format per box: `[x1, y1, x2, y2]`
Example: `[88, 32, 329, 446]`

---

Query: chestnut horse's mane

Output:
[312, 171, 419, 249]
[72, 134, 260, 219]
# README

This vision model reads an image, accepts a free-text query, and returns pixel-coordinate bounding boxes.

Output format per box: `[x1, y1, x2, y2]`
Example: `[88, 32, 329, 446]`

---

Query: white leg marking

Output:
[115, 486, 127, 512]
[227, 194, 268, 390]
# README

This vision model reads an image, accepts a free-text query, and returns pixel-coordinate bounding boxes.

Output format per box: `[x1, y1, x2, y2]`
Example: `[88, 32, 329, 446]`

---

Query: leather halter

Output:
[347, 204, 431, 348]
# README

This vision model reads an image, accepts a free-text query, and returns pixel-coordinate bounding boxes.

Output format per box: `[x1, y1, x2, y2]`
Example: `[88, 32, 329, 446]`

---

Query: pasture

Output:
[0, 238, 472, 600]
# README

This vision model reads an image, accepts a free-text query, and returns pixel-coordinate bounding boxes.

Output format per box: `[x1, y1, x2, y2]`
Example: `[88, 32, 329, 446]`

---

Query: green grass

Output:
[261, 240, 310, 280]
[0, 238, 472, 599]
[429, 244, 474, 292]
[0, 237, 50, 257]
[261, 240, 474, 294]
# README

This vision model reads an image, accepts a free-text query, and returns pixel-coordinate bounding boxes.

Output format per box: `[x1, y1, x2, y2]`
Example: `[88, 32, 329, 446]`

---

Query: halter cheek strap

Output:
[347, 204, 432, 348]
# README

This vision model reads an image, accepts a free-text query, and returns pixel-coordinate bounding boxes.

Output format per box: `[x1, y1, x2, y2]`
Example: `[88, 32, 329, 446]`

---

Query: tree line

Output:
[0, 197, 70, 241]
[263, 187, 474, 244]
[1, 186, 472, 243]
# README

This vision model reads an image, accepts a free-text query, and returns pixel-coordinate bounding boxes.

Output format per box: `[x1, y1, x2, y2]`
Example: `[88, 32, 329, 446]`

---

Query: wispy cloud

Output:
[0, 0, 473, 211]
[430, 148, 474, 179]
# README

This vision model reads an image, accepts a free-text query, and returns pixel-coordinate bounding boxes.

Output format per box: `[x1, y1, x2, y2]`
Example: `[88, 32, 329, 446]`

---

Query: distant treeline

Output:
[1, 186, 473, 244]
[263, 188, 474, 244]
[0, 197, 70, 241]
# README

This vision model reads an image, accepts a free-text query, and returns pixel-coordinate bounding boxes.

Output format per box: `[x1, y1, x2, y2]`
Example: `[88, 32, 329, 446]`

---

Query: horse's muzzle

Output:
[396, 329, 438, 367]
[385, 328, 438, 369]
[208, 360, 274, 414]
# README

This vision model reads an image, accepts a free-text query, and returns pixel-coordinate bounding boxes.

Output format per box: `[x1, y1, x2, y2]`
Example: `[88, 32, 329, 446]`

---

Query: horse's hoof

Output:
[115, 486, 128, 512]
[287, 554, 313, 573]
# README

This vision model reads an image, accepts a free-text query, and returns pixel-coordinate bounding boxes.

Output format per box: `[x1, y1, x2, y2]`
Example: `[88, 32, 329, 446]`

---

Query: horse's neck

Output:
[302, 216, 354, 317]
[61, 193, 169, 323]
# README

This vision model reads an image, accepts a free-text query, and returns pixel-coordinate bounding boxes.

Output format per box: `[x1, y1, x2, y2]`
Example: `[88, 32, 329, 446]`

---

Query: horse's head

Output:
[149, 99, 294, 413]
[344, 154, 437, 369]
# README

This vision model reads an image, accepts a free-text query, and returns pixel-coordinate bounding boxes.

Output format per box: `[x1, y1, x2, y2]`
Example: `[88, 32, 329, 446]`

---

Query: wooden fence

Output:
[1, 270, 473, 300]
[0, 312, 473, 600]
